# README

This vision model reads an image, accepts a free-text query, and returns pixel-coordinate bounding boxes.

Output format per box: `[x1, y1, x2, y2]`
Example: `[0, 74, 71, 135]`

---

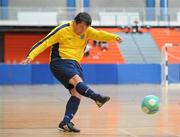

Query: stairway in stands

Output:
[117, 32, 161, 63]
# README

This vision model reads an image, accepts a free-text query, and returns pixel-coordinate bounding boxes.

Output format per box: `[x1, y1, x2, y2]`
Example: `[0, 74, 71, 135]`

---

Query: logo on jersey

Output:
[80, 35, 84, 40]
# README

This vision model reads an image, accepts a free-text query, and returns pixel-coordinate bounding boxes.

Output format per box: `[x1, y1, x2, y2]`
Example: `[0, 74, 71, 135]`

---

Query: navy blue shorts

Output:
[50, 59, 85, 90]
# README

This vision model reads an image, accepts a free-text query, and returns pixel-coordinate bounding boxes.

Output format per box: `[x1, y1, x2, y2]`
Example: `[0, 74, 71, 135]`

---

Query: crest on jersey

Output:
[80, 35, 84, 40]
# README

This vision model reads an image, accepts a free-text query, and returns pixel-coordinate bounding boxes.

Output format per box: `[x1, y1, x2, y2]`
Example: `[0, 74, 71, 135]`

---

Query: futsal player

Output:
[22, 12, 122, 132]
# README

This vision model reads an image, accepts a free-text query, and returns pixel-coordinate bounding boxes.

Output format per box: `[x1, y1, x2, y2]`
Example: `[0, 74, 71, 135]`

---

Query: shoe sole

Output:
[58, 127, 72, 132]
[58, 127, 66, 132]
[58, 127, 80, 133]
[96, 97, 110, 107]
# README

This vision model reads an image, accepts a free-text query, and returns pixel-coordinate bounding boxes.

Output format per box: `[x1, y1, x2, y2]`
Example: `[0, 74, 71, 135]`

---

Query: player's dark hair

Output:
[74, 12, 92, 26]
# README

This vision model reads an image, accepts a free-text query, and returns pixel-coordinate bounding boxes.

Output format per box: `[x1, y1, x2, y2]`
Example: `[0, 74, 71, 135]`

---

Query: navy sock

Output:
[63, 96, 80, 124]
[76, 82, 99, 101]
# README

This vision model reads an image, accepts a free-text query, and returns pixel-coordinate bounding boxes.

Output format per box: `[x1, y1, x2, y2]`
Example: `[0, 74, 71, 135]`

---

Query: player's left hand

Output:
[116, 37, 122, 43]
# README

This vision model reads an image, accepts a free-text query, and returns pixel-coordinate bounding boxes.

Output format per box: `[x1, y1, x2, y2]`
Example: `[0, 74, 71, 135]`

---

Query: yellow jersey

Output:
[27, 21, 119, 63]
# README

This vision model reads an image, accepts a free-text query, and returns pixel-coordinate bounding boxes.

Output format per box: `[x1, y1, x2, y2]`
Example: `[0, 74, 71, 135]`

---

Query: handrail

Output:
[0, 7, 180, 26]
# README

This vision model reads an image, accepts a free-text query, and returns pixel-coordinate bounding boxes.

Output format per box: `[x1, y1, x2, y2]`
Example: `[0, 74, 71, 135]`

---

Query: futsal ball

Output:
[141, 95, 160, 114]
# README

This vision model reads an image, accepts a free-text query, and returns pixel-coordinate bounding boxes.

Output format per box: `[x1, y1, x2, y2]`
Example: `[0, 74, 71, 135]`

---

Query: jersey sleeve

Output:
[27, 26, 61, 60]
[87, 27, 119, 41]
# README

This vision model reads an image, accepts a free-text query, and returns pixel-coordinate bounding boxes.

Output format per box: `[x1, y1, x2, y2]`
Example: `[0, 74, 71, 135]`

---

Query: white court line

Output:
[167, 131, 180, 137]
[168, 84, 180, 89]
[120, 129, 139, 137]
[121, 129, 179, 137]
[168, 133, 180, 137]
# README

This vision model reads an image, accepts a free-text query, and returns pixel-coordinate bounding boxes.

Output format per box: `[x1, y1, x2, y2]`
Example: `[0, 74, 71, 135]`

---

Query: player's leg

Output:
[50, 59, 109, 132]
[50, 60, 82, 132]
[69, 74, 110, 107]
[59, 88, 81, 132]
[59, 73, 110, 132]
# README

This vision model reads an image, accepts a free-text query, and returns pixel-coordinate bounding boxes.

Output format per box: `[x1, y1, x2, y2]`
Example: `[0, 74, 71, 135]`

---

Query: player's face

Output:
[74, 22, 89, 35]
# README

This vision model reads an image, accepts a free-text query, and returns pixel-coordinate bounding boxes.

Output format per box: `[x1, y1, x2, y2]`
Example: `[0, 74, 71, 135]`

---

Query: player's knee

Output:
[69, 74, 83, 86]
[71, 88, 81, 99]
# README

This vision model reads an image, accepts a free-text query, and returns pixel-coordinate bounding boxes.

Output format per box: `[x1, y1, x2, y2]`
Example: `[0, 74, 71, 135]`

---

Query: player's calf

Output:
[75, 82, 110, 107]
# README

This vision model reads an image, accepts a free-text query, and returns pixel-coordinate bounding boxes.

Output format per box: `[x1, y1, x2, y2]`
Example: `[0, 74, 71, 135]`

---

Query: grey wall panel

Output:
[9, 0, 66, 7]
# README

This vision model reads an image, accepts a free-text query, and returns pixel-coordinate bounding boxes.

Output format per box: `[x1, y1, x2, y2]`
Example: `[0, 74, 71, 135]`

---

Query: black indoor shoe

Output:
[95, 95, 110, 107]
[58, 121, 80, 132]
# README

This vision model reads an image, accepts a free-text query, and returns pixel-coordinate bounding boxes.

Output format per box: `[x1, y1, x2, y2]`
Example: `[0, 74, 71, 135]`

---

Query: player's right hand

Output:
[21, 58, 32, 64]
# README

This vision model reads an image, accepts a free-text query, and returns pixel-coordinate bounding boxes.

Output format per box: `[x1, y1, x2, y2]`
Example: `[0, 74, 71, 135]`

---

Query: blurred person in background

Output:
[132, 20, 142, 34]
[84, 41, 91, 57]
[100, 41, 108, 52]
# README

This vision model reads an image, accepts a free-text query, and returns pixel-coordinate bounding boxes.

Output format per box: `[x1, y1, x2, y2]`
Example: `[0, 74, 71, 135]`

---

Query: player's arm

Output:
[22, 26, 61, 64]
[87, 27, 122, 42]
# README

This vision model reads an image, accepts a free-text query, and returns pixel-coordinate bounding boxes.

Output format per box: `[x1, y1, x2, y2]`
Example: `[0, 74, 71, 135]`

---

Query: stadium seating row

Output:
[4, 28, 180, 64]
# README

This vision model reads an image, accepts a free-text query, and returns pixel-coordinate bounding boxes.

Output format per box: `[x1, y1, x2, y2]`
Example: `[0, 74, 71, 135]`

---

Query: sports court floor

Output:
[0, 84, 179, 137]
